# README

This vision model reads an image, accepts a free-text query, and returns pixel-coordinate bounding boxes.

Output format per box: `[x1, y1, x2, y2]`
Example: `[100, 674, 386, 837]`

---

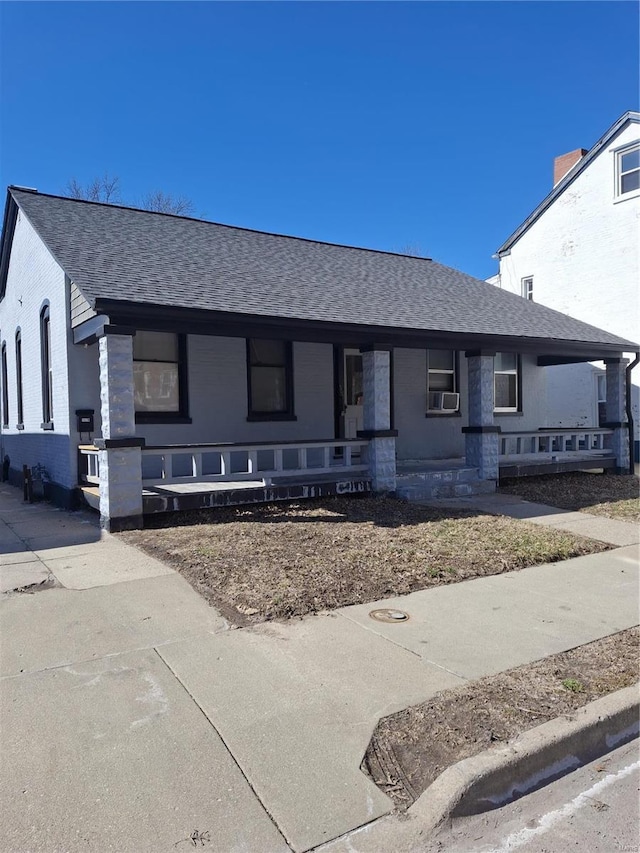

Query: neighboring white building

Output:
[491, 111, 640, 459]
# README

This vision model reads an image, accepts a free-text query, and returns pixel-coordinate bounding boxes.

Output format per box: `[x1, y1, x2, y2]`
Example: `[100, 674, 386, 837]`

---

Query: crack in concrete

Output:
[153, 645, 294, 852]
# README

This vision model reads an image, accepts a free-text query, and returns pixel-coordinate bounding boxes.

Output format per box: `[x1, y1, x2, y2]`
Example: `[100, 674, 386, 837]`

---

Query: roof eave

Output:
[2, 187, 97, 312]
[89, 297, 637, 359]
[0, 191, 19, 302]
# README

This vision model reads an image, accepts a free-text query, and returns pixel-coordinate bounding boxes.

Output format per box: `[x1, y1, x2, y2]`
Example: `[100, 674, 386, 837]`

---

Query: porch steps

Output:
[78, 486, 100, 511]
[396, 466, 495, 501]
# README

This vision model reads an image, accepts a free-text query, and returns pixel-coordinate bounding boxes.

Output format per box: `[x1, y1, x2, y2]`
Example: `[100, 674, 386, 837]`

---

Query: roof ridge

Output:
[8, 186, 433, 262]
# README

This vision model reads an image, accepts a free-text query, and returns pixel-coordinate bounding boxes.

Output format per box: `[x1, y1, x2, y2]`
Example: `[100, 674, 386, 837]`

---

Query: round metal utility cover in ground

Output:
[369, 608, 409, 623]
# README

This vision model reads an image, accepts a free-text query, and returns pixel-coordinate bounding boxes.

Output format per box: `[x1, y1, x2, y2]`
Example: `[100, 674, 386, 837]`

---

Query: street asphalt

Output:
[0, 483, 638, 852]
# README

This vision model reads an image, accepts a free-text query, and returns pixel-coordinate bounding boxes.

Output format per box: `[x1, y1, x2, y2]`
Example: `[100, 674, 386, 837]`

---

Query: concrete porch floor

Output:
[80, 454, 619, 517]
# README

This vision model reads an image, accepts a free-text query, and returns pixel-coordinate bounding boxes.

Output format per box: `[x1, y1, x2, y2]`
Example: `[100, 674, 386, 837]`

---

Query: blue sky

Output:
[1, 1, 638, 279]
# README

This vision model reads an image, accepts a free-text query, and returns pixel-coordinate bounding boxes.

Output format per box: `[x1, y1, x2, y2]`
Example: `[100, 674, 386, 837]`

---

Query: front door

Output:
[342, 349, 364, 439]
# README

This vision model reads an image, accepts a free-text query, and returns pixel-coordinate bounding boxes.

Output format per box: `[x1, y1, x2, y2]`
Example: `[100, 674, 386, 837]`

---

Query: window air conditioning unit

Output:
[429, 391, 460, 412]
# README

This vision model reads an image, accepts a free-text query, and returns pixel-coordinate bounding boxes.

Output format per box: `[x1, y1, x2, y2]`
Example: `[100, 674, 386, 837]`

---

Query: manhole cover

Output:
[369, 608, 409, 623]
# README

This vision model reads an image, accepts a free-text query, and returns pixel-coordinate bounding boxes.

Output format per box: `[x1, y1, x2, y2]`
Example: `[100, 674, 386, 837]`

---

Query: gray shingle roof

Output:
[8, 188, 638, 350]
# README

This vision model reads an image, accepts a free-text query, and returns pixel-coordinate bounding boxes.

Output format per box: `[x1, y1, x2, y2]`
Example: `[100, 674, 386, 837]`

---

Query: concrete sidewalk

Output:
[1, 483, 638, 852]
[418, 491, 640, 547]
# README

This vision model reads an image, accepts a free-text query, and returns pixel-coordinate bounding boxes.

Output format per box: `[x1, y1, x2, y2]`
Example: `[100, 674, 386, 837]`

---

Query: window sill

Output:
[247, 413, 298, 422]
[41, 421, 54, 430]
[425, 411, 461, 418]
[494, 411, 523, 416]
[613, 189, 640, 204]
[135, 414, 192, 425]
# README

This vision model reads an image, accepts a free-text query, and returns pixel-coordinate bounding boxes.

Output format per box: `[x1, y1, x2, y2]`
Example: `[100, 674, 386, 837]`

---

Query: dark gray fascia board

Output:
[497, 111, 640, 256]
[0, 193, 19, 301]
[538, 353, 639, 367]
[93, 298, 638, 360]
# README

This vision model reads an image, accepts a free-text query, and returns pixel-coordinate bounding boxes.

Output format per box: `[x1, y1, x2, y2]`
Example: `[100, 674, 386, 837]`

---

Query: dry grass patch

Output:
[365, 628, 639, 809]
[121, 496, 609, 623]
[500, 472, 640, 522]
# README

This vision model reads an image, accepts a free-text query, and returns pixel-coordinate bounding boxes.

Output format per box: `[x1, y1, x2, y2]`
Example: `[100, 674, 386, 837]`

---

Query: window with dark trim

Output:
[247, 339, 295, 420]
[40, 306, 53, 426]
[15, 330, 23, 426]
[1, 341, 8, 427]
[426, 349, 460, 414]
[133, 331, 189, 423]
[494, 352, 521, 412]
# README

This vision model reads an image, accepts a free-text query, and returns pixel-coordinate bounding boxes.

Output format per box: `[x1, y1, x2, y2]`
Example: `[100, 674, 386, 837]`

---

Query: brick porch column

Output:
[358, 347, 397, 492]
[604, 357, 630, 473]
[462, 350, 500, 482]
[96, 331, 144, 531]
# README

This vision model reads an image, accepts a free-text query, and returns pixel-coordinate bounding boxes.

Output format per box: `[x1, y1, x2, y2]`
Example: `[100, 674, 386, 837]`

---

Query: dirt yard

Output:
[121, 496, 609, 624]
[364, 628, 639, 809]
[500, 471, 640, 522]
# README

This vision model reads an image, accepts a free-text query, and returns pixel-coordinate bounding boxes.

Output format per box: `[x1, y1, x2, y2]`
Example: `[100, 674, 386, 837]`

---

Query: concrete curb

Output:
[314, 684, 640, 853]
[313, 685, 639, 852]
[409, 684, 639, 832]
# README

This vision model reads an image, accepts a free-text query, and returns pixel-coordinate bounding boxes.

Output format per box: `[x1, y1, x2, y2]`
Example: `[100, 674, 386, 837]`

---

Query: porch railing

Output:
[78, 439, 370, 488]
[499, 428, 614, 459]
[140, 439, 369, 486]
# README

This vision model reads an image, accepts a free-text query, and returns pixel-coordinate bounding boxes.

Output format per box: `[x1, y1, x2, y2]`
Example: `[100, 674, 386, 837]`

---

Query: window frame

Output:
[15, 329, 23, 428]
[521, 276, 534, 301]
[246, 338, 296, 421]
[493, 352, 522, 414]
[40, 305, 53, 428]
[1, 340, 8, 428]
[614, 142, 640, 199]
[133, 331, 191, 424]
[596, 371, 607, 427]
[426, 349, 460, 416]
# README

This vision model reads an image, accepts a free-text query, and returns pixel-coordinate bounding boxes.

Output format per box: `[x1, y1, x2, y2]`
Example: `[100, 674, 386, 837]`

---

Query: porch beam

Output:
[92, 298, 636, 359]
[537, 355, 607, 366]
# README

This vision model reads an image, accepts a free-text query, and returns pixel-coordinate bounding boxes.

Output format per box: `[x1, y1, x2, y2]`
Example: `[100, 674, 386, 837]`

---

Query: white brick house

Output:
[0, 187, 636, 530]
[492, 111, 640, 459]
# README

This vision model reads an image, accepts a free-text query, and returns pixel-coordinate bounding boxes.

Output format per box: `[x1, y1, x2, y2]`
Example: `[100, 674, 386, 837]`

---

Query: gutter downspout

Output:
[626, 352, 640, 474]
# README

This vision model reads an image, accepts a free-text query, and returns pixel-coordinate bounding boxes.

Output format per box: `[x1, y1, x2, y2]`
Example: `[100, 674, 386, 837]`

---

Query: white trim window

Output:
[1, 340, 8, 427]
[40, 306, 53, 425]
[596, 372, 606, 427]
[616, 144, 640, 197]
[494, 352, 519, 412]
[427, 349, 458, 412]
[521, 276, 533, 301]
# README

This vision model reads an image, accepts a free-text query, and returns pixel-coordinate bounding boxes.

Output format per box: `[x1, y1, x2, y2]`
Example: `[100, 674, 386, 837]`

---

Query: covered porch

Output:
[77, 420, 621, 522]
[72, 299, 635, 530]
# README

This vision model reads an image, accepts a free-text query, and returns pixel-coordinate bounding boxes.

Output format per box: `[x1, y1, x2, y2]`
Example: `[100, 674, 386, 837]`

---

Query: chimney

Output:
[553, 148, 588, 186]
